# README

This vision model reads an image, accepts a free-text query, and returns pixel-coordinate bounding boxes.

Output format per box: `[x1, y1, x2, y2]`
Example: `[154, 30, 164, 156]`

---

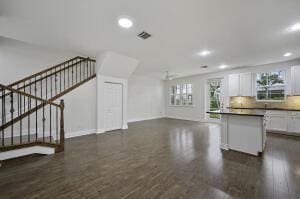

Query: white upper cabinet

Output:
[240, 73, 253, 96]
[228, 73, 252, 96]
[228, 74, 240, 96]
[291, 66, 300, 96]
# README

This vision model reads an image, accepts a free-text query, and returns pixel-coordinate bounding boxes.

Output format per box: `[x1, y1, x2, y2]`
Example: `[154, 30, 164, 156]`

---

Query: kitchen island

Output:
[207, 109, 266, 156]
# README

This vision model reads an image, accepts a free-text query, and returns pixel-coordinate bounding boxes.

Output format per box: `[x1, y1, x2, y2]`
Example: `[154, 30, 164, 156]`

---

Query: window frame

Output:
[169, 83, 194, 106]
[255, 70, 287, 102]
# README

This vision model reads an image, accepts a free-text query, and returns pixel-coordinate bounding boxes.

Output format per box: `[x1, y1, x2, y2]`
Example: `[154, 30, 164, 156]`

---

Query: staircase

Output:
[0, 56, 96, 157]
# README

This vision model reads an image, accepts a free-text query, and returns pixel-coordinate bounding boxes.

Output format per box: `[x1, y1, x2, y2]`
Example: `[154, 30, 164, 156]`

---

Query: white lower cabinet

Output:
[265, 111, 288, 132]
[287, 112, 300, 134]
[266, 111, 300, 135]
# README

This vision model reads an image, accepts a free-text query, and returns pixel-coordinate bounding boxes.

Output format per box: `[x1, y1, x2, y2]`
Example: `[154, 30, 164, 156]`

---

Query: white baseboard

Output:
[221, 143, 229, 150]
[96, 129, 105, 134]
[165, 116, 222, 124]
[127, 116, 165, 123]
[0, 146, 55, 161]
[122, 124, 128, 129]
[165, 116, 201, 122]
[65, 129, 97, 139]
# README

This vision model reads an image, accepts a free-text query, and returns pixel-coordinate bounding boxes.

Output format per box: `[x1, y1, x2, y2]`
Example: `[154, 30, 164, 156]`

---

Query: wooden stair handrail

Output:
[0, 83, 60, 107]
[0, 57, 95, 98]
[7, 56, 82, 87]
[7, 56, 95, 88]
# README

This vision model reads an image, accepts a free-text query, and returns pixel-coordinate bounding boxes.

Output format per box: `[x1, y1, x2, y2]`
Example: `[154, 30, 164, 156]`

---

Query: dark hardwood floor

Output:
[0, 118, 299, 199]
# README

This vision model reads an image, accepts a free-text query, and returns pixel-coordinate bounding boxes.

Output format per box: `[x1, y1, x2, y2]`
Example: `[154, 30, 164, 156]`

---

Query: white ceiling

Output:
[1, 0, 300, 78]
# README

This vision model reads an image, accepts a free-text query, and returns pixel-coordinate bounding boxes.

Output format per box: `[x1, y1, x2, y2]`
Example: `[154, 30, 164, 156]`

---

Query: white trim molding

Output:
[127, 116, 165, 123]
[0, 146, 55, 161]
[122, 124, 128, 129]
[65, 129, 97, 139]
[221, 143, 229, 150]
[96, 129, 106, 134]
[166, 116, 201, 122]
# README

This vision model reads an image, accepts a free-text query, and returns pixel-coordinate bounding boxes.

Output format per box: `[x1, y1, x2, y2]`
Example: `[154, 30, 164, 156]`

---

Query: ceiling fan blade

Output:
[164, 71, 178, 80]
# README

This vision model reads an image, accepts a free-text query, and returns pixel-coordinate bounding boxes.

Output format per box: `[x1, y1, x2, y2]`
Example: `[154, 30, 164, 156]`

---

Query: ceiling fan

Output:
[165, 71, 178, 80]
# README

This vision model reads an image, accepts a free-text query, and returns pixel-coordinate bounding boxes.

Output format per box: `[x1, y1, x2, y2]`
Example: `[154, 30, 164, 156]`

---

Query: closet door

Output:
[104, 83, 123, 131]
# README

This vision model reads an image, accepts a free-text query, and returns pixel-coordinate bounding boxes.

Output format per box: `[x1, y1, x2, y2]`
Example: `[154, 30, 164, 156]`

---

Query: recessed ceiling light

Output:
[219, 64, 228, 69]
[118, 17, 133, 28]
[284, 52, 292, 57]
[288, 23, 300, 32]
[197, 50, 211, 57]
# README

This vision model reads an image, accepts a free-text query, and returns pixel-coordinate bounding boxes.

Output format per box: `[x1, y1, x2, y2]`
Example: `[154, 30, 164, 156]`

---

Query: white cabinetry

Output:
[224, 114, 265, 156]
[265, 111, 288, 132]
[240, 73, 253, 96]
[228, 73, 252, 97]
[287, 112, 300, 134]
[228, 74, 240, 96]
[266, 110, 300, 135]
[291, 66, 300, 96]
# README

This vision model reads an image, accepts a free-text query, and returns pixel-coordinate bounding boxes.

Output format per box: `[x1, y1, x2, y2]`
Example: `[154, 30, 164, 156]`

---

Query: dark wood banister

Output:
[0, 57, 96, 99]
[1, 58, 89, 97]
[6, 56, 95, 88]
[0, 83, 60, 107]
[7, 56, 83, 87]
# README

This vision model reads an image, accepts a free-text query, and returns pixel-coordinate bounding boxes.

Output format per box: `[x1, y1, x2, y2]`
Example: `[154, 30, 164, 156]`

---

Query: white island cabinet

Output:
[207, 109, 266, 156]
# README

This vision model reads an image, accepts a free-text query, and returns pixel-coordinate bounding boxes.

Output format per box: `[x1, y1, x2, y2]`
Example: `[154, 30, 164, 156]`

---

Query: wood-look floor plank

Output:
[0, 118, 300, 199]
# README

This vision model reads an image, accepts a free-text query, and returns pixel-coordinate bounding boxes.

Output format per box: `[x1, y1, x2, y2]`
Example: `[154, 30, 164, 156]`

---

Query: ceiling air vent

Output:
[138, 31, 151, 39]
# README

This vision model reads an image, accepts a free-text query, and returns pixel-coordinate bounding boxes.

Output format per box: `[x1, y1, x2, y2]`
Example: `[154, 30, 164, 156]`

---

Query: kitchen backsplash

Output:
[230, 96, 300, 109]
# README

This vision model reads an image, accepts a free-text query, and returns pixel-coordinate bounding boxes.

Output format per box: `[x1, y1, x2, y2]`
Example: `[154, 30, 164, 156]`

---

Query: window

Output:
[256, 71, 286, 101]
[170, 83, 193, 106]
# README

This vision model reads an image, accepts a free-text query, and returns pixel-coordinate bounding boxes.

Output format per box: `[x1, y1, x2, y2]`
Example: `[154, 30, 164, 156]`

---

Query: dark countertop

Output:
[227, 107, 300, 112]
[207, 109, 265, 117]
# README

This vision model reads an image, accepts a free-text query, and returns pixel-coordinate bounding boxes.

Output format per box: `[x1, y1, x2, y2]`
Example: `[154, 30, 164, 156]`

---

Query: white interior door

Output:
[104, 83, 123, 131]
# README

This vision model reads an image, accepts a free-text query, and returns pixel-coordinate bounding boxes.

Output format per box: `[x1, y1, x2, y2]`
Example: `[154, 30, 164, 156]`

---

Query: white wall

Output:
[98, 51, 139, 79]
[165, 59, 300, 122]
[128, 75, 165, 122]
[56, 78, 97, 138]
[0, 37, 77, 84]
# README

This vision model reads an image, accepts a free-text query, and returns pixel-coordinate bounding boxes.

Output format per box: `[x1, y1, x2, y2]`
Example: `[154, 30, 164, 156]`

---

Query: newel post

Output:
[59, 99, 65, 152]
